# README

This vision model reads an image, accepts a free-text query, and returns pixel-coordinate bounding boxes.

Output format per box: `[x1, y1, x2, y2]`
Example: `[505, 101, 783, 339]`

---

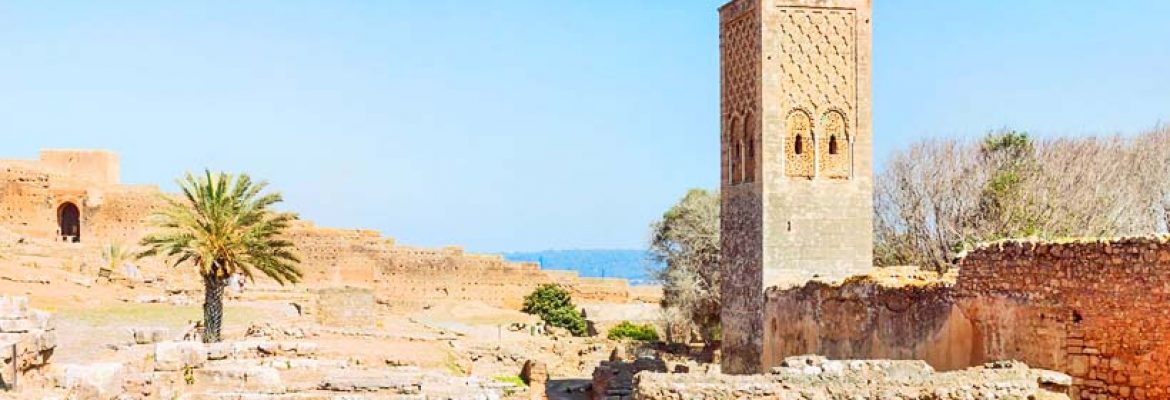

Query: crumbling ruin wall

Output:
[957, 238, 1170, 399]
[0, 163, 58, 240]
[375, 246, 552, 309]
[0, 297, 57, 387]
[761, 237, 1170, 399]
[268, 221, 636, 309]
[762, 279, 976, 371]
[37, 150, 119, 187]
[283, 222, 388, 285]
[83, 187, 169, 245]
[0, 152, 163, 244]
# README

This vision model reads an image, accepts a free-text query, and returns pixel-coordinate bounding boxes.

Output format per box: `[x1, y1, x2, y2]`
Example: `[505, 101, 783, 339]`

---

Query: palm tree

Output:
[138, 171, 302, 342]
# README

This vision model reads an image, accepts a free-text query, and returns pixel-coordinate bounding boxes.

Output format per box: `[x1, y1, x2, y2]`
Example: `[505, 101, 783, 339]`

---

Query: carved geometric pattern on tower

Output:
[721, 3, 760, 187]
[778, 7, 856, 180]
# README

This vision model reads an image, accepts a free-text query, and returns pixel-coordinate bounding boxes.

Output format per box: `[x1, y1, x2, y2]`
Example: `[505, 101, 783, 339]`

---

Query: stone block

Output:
[0, 297, 29, 319]
[132, 327, 169, 345]
[153, 341, 207, 371]
[206, 343, 232, 360]
[55, 363, 125, 398]
[30, 310, 55, 331]
[37, 329, 57, 351]
[0, 319, 36, 333]
[320, 371, 422, 392]
[194, 365, 285, 394]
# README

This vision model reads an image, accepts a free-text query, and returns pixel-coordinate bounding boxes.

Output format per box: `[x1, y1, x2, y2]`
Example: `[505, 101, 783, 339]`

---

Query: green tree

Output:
[977, 131, 1041, 239]
[521, 284, 586, 336]
[138, 171, 302, 343]
[649, 189, 719, 344]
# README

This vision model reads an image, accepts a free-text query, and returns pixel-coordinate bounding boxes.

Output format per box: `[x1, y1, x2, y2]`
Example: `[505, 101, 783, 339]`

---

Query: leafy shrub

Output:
[522, 284, 587, 336]
[607, 321, 660, 341]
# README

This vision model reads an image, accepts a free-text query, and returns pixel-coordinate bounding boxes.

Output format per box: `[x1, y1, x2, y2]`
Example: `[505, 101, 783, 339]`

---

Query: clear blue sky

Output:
[2, 1, 1168, 252]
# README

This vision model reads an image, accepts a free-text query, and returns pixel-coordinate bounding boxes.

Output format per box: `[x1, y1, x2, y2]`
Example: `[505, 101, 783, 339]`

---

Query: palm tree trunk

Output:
[202, 275, 226, 343]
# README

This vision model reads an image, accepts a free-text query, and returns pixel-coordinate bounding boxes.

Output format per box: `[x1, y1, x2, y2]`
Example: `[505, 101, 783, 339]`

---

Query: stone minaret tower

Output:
[718, 0, 873, 374]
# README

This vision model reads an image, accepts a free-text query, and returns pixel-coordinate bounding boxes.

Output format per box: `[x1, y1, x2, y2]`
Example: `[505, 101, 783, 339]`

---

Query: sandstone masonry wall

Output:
[761, 238, 1170, 399]
[957, 238, 1170, 399]
[0, 297, 57, 388]
[763, 278, 975, 371]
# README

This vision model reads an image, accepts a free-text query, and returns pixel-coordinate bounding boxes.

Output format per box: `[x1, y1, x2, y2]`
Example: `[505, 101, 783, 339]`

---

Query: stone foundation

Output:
[633, 357, 1069, 400]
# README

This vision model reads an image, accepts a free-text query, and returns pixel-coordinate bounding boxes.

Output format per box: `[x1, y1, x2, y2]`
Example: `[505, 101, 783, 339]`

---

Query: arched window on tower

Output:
[726, 117, 738, 185]
[741, 113, 755, 183]
[737, 139, 746, 183]
[746, 135, 755, 182]
[785, 109, 814, 178]
[818, 110, 850, 179]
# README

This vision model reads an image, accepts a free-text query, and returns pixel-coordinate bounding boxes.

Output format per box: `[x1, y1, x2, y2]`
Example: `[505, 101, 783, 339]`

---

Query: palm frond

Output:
[138, 169, 302, 285]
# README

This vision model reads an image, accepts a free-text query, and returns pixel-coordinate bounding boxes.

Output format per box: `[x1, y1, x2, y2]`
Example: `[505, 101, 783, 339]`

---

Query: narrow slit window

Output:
[829, 135, 838, 155]
[795, 134, 804, 155]
[737, 139, 746, 183]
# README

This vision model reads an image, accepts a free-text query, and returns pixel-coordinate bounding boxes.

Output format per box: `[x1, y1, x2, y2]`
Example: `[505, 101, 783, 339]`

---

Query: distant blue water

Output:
[502, 249, 662, 285]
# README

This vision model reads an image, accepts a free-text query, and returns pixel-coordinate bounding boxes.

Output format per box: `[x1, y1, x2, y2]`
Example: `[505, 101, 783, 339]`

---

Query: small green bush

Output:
[522, 284, 587, 336]
[493, 375, 527, 387]
[607, 321, 660, 341]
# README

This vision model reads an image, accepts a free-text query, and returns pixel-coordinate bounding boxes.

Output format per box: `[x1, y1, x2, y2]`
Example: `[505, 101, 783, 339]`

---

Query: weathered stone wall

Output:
[0, 297, 57, 387]
[0, 163, 58, 240]
[38, 149, 119, 186]
[0, 152, 163, 244]
[762, 277, 976, 371]
[255, 216, 638, 310]
[957, 238, 1170, 399]
[760, 238, 1170, 399]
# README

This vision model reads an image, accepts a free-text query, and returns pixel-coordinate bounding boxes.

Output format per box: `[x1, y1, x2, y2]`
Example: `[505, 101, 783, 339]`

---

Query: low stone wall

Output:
[633, 357, 1069, 400]
[958, 238, 1170, 399]
[763, 276, 974, 371]
[760, 237, 1170, 399]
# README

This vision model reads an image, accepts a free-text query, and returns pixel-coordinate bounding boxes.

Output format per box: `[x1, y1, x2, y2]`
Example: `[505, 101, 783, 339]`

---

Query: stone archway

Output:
[57, 202, 80, 243]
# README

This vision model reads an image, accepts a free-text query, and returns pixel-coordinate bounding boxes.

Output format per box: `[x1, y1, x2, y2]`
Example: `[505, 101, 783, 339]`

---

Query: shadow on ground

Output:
[547, 378, 591, 400]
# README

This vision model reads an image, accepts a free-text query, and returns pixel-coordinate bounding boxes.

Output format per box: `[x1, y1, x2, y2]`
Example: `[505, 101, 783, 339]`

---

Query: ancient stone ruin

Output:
[0, 149, 639, 310]
[743, 238, 1170, 398]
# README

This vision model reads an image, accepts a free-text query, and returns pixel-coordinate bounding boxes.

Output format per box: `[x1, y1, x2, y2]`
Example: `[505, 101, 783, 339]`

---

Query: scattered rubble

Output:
[0, 296, 57, 387]
[630, 356, 1071, 400]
